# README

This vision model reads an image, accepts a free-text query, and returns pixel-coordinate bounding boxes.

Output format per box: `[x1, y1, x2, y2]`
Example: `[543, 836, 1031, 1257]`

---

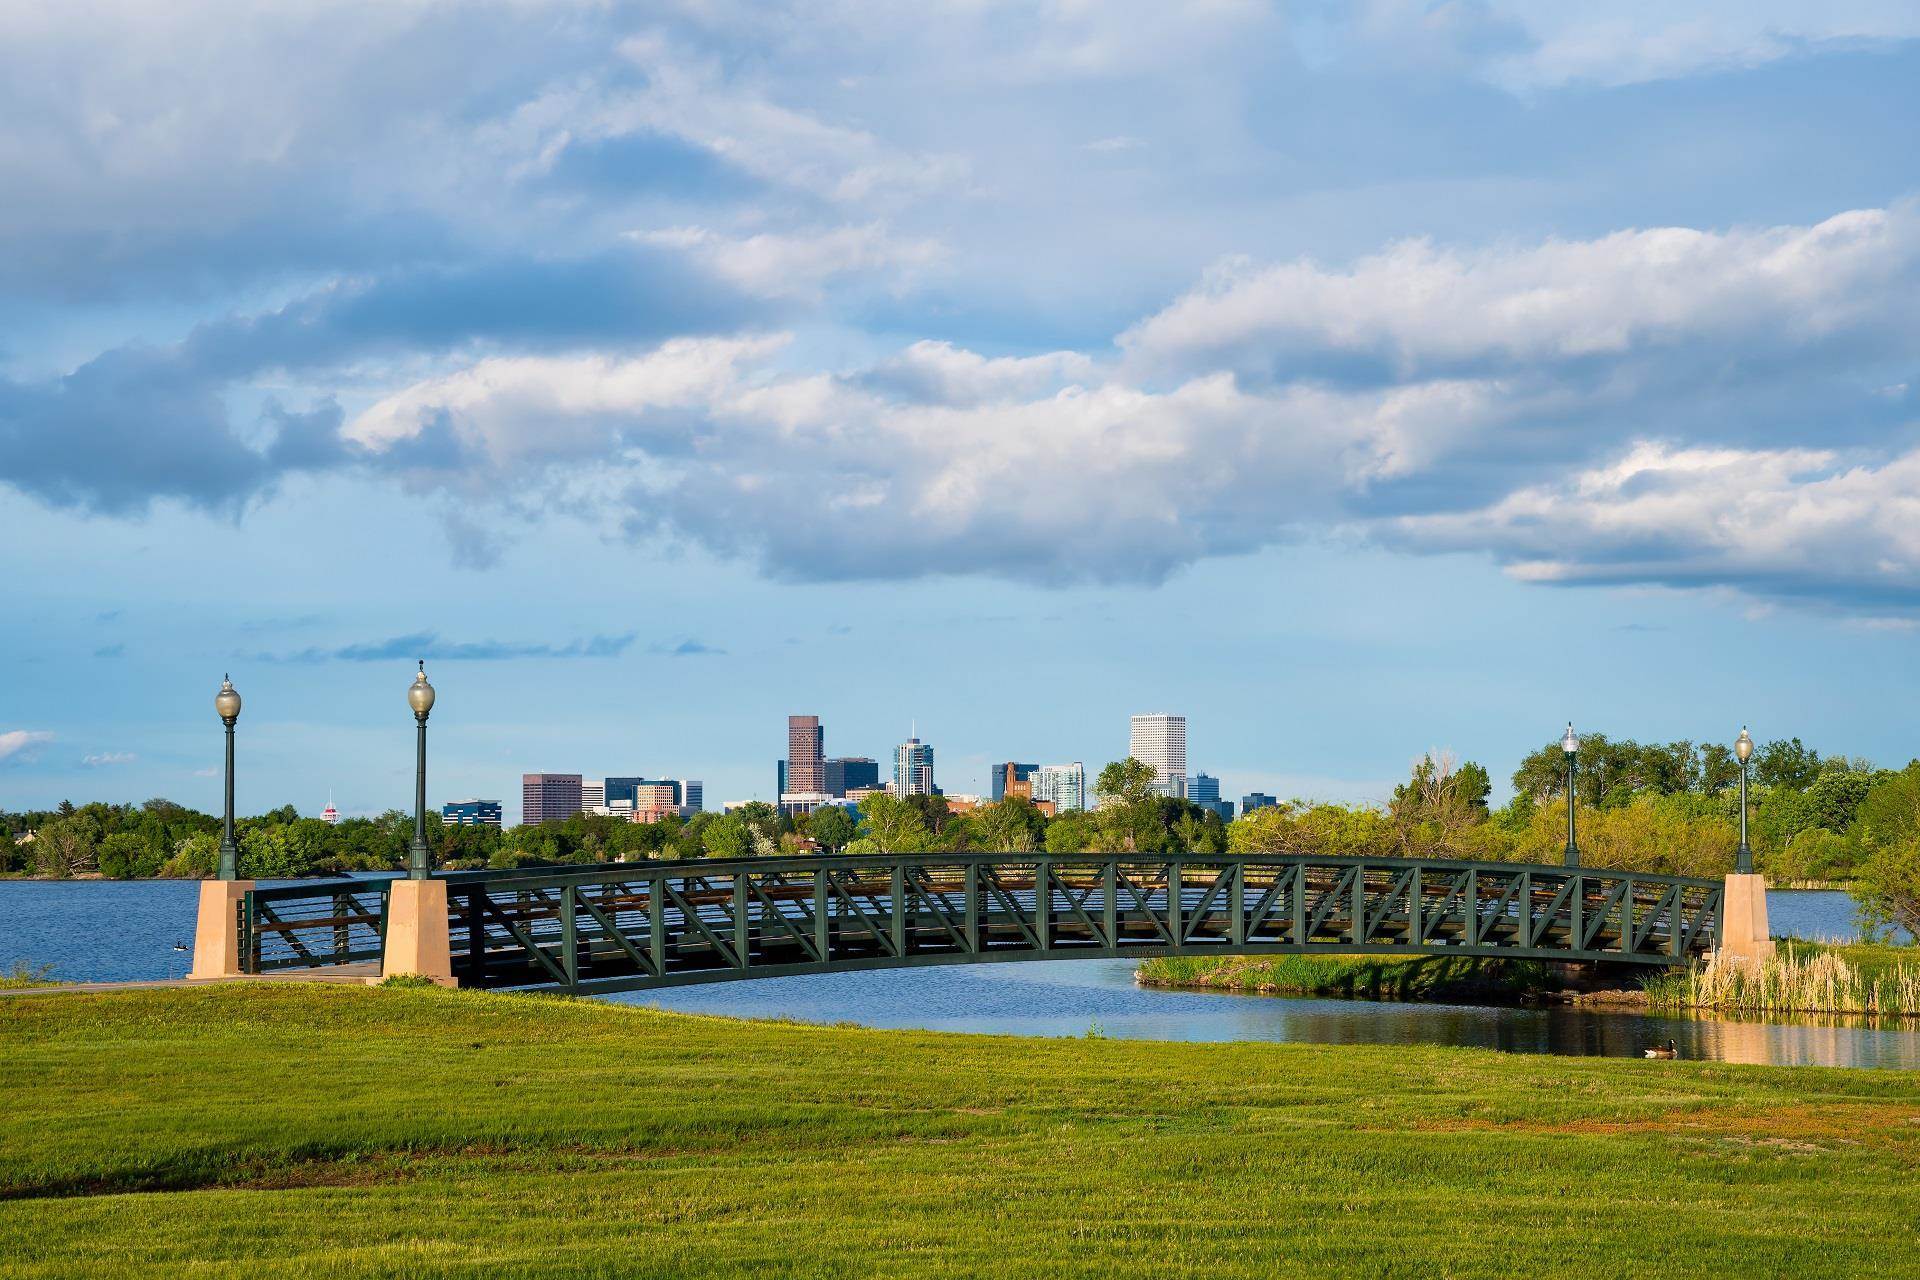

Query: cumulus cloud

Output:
[345, 331, 1500, 583]
[1391, 442, 1920, 610]
[855, 341, 1099, 406]
[0, 731, 54, 764]
[320, 201, 1920, 610]
[632, 223, 947, 300]
[3, 0, 1918, 624]
[1120, 205, 1920, 381]
[0, 248, 757, 515]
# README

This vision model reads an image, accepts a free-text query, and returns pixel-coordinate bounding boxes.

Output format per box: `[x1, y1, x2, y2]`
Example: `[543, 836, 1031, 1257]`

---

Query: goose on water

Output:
[1643, 1039, 1678, 1059]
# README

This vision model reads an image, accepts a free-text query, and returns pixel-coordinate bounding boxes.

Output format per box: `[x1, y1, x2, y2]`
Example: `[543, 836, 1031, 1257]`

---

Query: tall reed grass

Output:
[1645, 943, 1920, 1017]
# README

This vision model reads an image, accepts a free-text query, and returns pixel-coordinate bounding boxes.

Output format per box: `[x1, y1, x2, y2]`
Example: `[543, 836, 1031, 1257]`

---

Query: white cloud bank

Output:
[341, 201, 1920, 610]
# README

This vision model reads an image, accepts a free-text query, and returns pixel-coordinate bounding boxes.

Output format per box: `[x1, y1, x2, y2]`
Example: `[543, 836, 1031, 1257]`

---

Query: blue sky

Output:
[4, 1, 1920, 822]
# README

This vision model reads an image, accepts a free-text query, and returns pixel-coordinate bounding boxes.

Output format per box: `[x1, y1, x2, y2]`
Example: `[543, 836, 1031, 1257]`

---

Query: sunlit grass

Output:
[1, 984, 1917, 1278]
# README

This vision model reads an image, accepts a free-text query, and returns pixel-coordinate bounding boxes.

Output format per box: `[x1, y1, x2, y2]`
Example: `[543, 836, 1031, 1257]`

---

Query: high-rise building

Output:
[605, 777, 650, 808]
[1030, 763, 1086, 813]
[677, 780, 704, 815]
[787, 715, 825, 795]
[581, 780, 606, 811]
[1241, 792, 1279, 816]
[776, 759, 787, 799]
[824, 756, 880, 798]
[443, 799, 502, 827]
[631, 782, 679, 818]
[991, 762, 1038, 802]
[321, 791, 339, 825]
[894, 736, 935, 796]
[1129, 714, 1188, 799]
[1190, 773, 1233, 822]
[521, 774, 583, 825]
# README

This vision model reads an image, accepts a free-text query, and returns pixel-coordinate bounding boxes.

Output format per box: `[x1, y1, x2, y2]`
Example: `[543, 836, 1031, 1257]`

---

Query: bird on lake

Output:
[1643, 1039, 1679, 1059]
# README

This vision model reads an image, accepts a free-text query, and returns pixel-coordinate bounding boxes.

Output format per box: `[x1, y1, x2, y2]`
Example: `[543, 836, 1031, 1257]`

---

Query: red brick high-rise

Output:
[786, 715, 825, 795]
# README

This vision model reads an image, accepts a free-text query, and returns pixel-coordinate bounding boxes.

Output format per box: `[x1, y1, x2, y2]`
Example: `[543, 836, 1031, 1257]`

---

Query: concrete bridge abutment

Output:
[1715, 873, 1775, 963]
[188, 879, 255, 980]
[380, 878, 456, 986]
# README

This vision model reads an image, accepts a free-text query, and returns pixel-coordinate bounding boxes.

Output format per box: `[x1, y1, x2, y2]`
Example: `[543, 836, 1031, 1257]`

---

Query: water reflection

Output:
[610, 957, 1920, 1070]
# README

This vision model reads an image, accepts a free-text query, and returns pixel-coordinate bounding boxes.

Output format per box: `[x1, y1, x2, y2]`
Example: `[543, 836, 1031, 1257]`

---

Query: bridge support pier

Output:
[380, 878, 455, 986]
[188, 879, 254, 980]
[1715, 873, 1775, 964]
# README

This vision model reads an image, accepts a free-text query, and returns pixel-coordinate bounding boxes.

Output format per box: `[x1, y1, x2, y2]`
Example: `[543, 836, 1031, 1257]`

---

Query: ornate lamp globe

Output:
[215, 674, 242, 723]
[408, 661, 435, 719]
[1562, 722, 1578, 756]
[1735, 727, 1753, 764]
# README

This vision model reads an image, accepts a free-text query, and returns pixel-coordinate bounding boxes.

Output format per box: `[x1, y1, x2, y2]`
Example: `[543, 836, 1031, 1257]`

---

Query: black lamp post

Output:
[407, 660, 436, 879]
[1562, 721, 1579, 868]
[215, 675, 242, 879]
[1735, 726, 1754, 874]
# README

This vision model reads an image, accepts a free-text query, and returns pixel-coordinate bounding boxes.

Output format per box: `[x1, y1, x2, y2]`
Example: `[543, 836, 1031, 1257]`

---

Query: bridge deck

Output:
[238, 854, 1722, 993]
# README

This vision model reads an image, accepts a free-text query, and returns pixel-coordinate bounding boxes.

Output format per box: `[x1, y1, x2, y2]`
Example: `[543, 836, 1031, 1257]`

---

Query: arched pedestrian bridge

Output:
[237, 853, 1725, 995]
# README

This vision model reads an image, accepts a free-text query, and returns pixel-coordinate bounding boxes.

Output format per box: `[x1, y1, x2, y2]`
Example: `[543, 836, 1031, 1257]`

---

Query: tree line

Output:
[5, 737, 1916, 940]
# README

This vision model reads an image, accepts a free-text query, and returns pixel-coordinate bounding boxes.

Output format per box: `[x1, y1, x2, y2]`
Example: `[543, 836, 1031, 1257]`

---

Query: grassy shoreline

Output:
[3, 985, 1919, 1277]
[1134, 952, 1570, 1003]
[1645, 942, 1920, 1018]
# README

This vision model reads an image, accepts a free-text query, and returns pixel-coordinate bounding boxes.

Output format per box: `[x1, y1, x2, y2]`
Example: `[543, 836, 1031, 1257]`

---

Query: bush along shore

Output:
[1644, 942, 1920, 1019]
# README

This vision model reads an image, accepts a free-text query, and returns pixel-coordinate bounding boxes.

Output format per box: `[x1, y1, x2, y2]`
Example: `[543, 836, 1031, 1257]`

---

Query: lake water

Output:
[4, 881, 1915, 1069]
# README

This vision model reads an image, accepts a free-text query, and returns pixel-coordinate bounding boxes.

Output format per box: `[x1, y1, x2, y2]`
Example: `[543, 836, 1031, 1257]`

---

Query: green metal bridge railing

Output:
[237, 879, 391, 974]
[401, 852, 1721, 995]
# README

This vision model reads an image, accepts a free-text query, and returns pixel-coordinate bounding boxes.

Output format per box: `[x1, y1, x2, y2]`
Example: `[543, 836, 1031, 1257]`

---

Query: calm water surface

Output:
[4, 882, 1915, 1069]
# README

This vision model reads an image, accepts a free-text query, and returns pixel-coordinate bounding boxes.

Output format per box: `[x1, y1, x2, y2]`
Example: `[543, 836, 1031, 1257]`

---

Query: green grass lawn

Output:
[3, 984, 1918, 1278]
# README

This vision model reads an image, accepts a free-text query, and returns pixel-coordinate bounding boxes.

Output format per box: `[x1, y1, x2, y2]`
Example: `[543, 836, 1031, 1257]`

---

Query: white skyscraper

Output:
[1129, 714, 1188, 799]
[581, 780, 606, 811]
[1030, 763, 1087, 813]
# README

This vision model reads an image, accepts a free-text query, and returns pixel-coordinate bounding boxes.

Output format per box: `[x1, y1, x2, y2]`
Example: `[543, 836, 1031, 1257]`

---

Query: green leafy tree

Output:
[807, 805, 858, 853]
[1041, 811, 1097, 853]
[1753, 738, 1822, 791]
[1698, 743, 1740, 795]
[971, 797, 1044, 852]
[1853, 839, 1920, 942]
[1852, 764, 1920, 853]
[31, 816, 98, 877]
[855, 793, 930, 852]
[97, 831, 161, 879]
[702, 814, 751, 859]
[1094, 758, 1161, 852]
[162, 832, 219, 878]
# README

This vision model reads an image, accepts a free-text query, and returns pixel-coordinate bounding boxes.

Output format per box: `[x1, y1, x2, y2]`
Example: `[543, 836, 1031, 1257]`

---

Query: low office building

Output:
[522, 774, 583, 825]
[442, 799, 502, 828]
